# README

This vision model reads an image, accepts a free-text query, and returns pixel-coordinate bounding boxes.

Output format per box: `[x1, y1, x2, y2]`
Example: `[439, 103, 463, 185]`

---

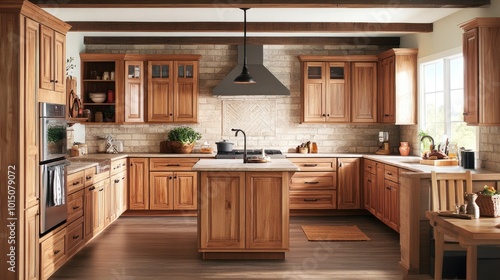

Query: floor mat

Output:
[301, 225, 370, 241]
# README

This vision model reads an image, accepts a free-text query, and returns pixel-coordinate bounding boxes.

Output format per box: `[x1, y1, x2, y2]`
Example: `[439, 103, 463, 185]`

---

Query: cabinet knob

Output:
[54, 80, 58, 83]
[384, 114, 390, 117]
[114, 179, 120, 183]
[463, 112, 468, 116]
[322, 113, 326, 117]
[386, 186, 391, 190]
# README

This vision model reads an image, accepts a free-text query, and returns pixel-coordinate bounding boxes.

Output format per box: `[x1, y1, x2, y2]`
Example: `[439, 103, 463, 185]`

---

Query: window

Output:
[420, 54, 477, 150]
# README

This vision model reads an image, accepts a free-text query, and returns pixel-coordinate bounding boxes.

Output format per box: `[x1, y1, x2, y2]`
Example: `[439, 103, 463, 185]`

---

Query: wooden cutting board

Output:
[419, 159, 459, 166]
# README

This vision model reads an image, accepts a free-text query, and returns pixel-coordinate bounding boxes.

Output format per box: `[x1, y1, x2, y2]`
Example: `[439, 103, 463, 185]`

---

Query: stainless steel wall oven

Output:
[39, 102, 69, 235]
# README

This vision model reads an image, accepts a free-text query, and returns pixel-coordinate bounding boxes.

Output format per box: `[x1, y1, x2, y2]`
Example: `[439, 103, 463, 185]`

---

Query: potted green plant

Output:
[47, 125, 66, 153]
[167, 126, 202, 153]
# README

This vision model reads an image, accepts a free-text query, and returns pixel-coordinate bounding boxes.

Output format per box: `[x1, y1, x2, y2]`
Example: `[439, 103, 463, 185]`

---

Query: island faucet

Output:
[231, 128, 247, 163]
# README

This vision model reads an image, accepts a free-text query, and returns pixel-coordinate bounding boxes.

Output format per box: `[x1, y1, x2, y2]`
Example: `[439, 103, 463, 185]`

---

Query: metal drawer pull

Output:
[303, 164, 318, 167]
[367, 179, 372, 182]
[166, 164, 181, 166]
[303, 198, 319, 202]
[72, 234, 80, 239]
[114, 179, 120, 183]
[89, 186, 96, 191]
[305, 181, 319, 184]
[386, 186, 391, 190]
[387, 172, 393, 175]
[72, 206, 80, 210]
[54, 250, 61, 255]
[86, 176, 93, 180]
[72, 181, 80, 185]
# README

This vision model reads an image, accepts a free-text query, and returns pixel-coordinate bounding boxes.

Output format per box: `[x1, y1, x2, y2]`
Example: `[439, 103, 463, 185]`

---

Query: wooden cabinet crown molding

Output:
[298, 55, 378, 62]
[376, 48, 418, 60]
[0, 1, 72, 34]
[459, 17, 500, 30]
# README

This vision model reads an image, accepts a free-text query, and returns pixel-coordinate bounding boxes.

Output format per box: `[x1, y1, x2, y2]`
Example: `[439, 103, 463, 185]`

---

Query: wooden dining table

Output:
[426, 211, 500, 280]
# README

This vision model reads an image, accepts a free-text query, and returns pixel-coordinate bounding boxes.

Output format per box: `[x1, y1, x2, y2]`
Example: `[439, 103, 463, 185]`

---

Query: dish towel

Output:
[49, 165, 65, 207]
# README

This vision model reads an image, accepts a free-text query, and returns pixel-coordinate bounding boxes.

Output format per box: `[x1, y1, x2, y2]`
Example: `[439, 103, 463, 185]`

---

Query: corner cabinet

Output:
[298, 55, 378, 124]
[460, 18, 500, 125]
[377, 48, 418, 125]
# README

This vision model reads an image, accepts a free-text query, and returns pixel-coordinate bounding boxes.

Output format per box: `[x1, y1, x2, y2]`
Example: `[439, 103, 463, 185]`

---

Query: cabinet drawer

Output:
[67, 170, 84, 194]
[84, 167, 96, 187]
[364, 159, 377, 174]
[384, 164, 399, 182]
[67, 189, 84, 223]
[288, 158, 337, 171]
[111, 158, 127, 175]
[290, 172, 336, 190]
[66, 216, 84, 257]
[150, 158, 198, 171]
[289, 191, 337, 209]
[41, 227, 67, 279]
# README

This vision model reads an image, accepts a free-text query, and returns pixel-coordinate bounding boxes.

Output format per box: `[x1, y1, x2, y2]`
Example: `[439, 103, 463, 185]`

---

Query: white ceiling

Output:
[44, 7, 462, 37]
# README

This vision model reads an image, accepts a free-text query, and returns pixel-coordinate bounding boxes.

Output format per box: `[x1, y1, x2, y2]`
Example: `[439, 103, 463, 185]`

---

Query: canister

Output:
[461, 150, 475, 169]
[95, 111, 103, 122]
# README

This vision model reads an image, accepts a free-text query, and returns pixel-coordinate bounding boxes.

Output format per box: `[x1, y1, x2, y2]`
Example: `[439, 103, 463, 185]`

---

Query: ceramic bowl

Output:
[89, 92, 106, 103]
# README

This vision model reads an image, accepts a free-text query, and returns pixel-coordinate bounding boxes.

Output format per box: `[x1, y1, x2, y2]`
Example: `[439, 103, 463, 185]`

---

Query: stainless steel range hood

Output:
[213, 45, 290, 96]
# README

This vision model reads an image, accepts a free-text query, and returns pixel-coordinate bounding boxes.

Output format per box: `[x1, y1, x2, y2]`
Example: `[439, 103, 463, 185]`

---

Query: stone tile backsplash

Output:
[80, 44, 402, 155]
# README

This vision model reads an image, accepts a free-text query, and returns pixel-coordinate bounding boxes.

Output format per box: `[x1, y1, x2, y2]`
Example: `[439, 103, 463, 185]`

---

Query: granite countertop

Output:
[192, 158, 300, 172]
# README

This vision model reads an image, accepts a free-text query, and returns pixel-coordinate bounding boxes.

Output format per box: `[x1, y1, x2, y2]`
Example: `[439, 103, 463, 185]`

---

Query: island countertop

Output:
[192, 158, 300, 172]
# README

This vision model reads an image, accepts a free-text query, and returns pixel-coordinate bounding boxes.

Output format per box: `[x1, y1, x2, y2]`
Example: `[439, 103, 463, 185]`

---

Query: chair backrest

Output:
[430, 171, 473, 211]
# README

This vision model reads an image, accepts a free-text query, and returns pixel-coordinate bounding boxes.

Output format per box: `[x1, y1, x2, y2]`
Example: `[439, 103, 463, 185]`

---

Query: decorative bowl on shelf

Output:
[89, 92, 106, 103]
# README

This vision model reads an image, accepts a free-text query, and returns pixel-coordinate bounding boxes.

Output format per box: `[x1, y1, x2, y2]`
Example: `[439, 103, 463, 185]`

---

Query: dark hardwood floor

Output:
[50, 215, 432, 279]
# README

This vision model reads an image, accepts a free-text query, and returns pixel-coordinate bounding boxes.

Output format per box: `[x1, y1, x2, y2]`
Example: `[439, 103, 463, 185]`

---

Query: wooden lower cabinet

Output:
[337, 158, 361, 209]
[65, 216, 85, 258]
[24, 206, 39, 280]
[363, 159, 401, 232]
[128, 158, 150, 210]
[150, 171, 197, 210]
[129, 157, 198, 211]
[40, 227, 67, 280]
[199, 171, 289, 258]
[288, 158, 337, 209]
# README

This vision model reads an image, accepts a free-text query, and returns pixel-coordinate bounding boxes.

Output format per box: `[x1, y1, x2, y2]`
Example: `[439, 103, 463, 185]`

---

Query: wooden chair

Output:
[430, 170, 473, 280]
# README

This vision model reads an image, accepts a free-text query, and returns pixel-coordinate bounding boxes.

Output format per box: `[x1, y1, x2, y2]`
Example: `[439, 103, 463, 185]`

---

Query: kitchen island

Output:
[193, 158, 299, 260]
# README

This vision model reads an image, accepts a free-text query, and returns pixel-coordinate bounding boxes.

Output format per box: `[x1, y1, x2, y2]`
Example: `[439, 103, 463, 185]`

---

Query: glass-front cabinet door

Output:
[124, 61, 144, 122]
[173, 61, 198, 123]
[148, 61, 174, 122]
[302, 61, 349, 123]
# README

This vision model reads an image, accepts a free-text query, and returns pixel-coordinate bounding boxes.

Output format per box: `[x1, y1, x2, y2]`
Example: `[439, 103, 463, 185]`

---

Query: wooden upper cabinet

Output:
[301, 61, 350, 123]
[377, 48, 418, 125]
[459, 18, 500, 125]
[39, 25, 66, 104]
[147, 61, 174, 122]
[298, 55, 377, 124]
[173, 61, 199, 123]
[351, 62, 377, 123]
[125, 61, 144, 122]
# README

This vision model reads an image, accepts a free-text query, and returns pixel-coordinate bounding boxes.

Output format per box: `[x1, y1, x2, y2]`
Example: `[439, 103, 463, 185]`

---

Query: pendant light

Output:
[234, 8, 256, 84]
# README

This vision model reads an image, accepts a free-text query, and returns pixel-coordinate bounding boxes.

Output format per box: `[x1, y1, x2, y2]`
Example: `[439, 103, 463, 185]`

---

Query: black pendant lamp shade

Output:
[234, 8, 256, 84]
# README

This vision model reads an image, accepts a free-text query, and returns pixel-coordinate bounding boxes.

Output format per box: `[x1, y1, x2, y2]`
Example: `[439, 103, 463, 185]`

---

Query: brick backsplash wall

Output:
[80, 44, 402, 155]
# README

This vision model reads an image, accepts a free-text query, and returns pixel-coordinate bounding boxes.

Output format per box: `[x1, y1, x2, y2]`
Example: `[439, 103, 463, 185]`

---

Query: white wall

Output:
[66, 33, 86, 143]
[401, 0, 500, 56]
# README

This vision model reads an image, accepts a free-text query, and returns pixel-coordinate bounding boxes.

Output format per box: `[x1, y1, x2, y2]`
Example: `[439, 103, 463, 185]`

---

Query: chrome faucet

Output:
[231, 128, 247, 163]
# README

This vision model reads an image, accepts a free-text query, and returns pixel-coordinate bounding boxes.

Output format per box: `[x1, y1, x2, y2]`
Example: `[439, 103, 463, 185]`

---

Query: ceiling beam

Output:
[83, 36, 400, 46]
[30, 0, 490, 8]
[68, 21, 433, 33]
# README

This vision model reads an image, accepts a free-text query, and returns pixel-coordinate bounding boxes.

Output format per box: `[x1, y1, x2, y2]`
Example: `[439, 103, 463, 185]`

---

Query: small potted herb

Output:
[166, 126, 202, 153]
